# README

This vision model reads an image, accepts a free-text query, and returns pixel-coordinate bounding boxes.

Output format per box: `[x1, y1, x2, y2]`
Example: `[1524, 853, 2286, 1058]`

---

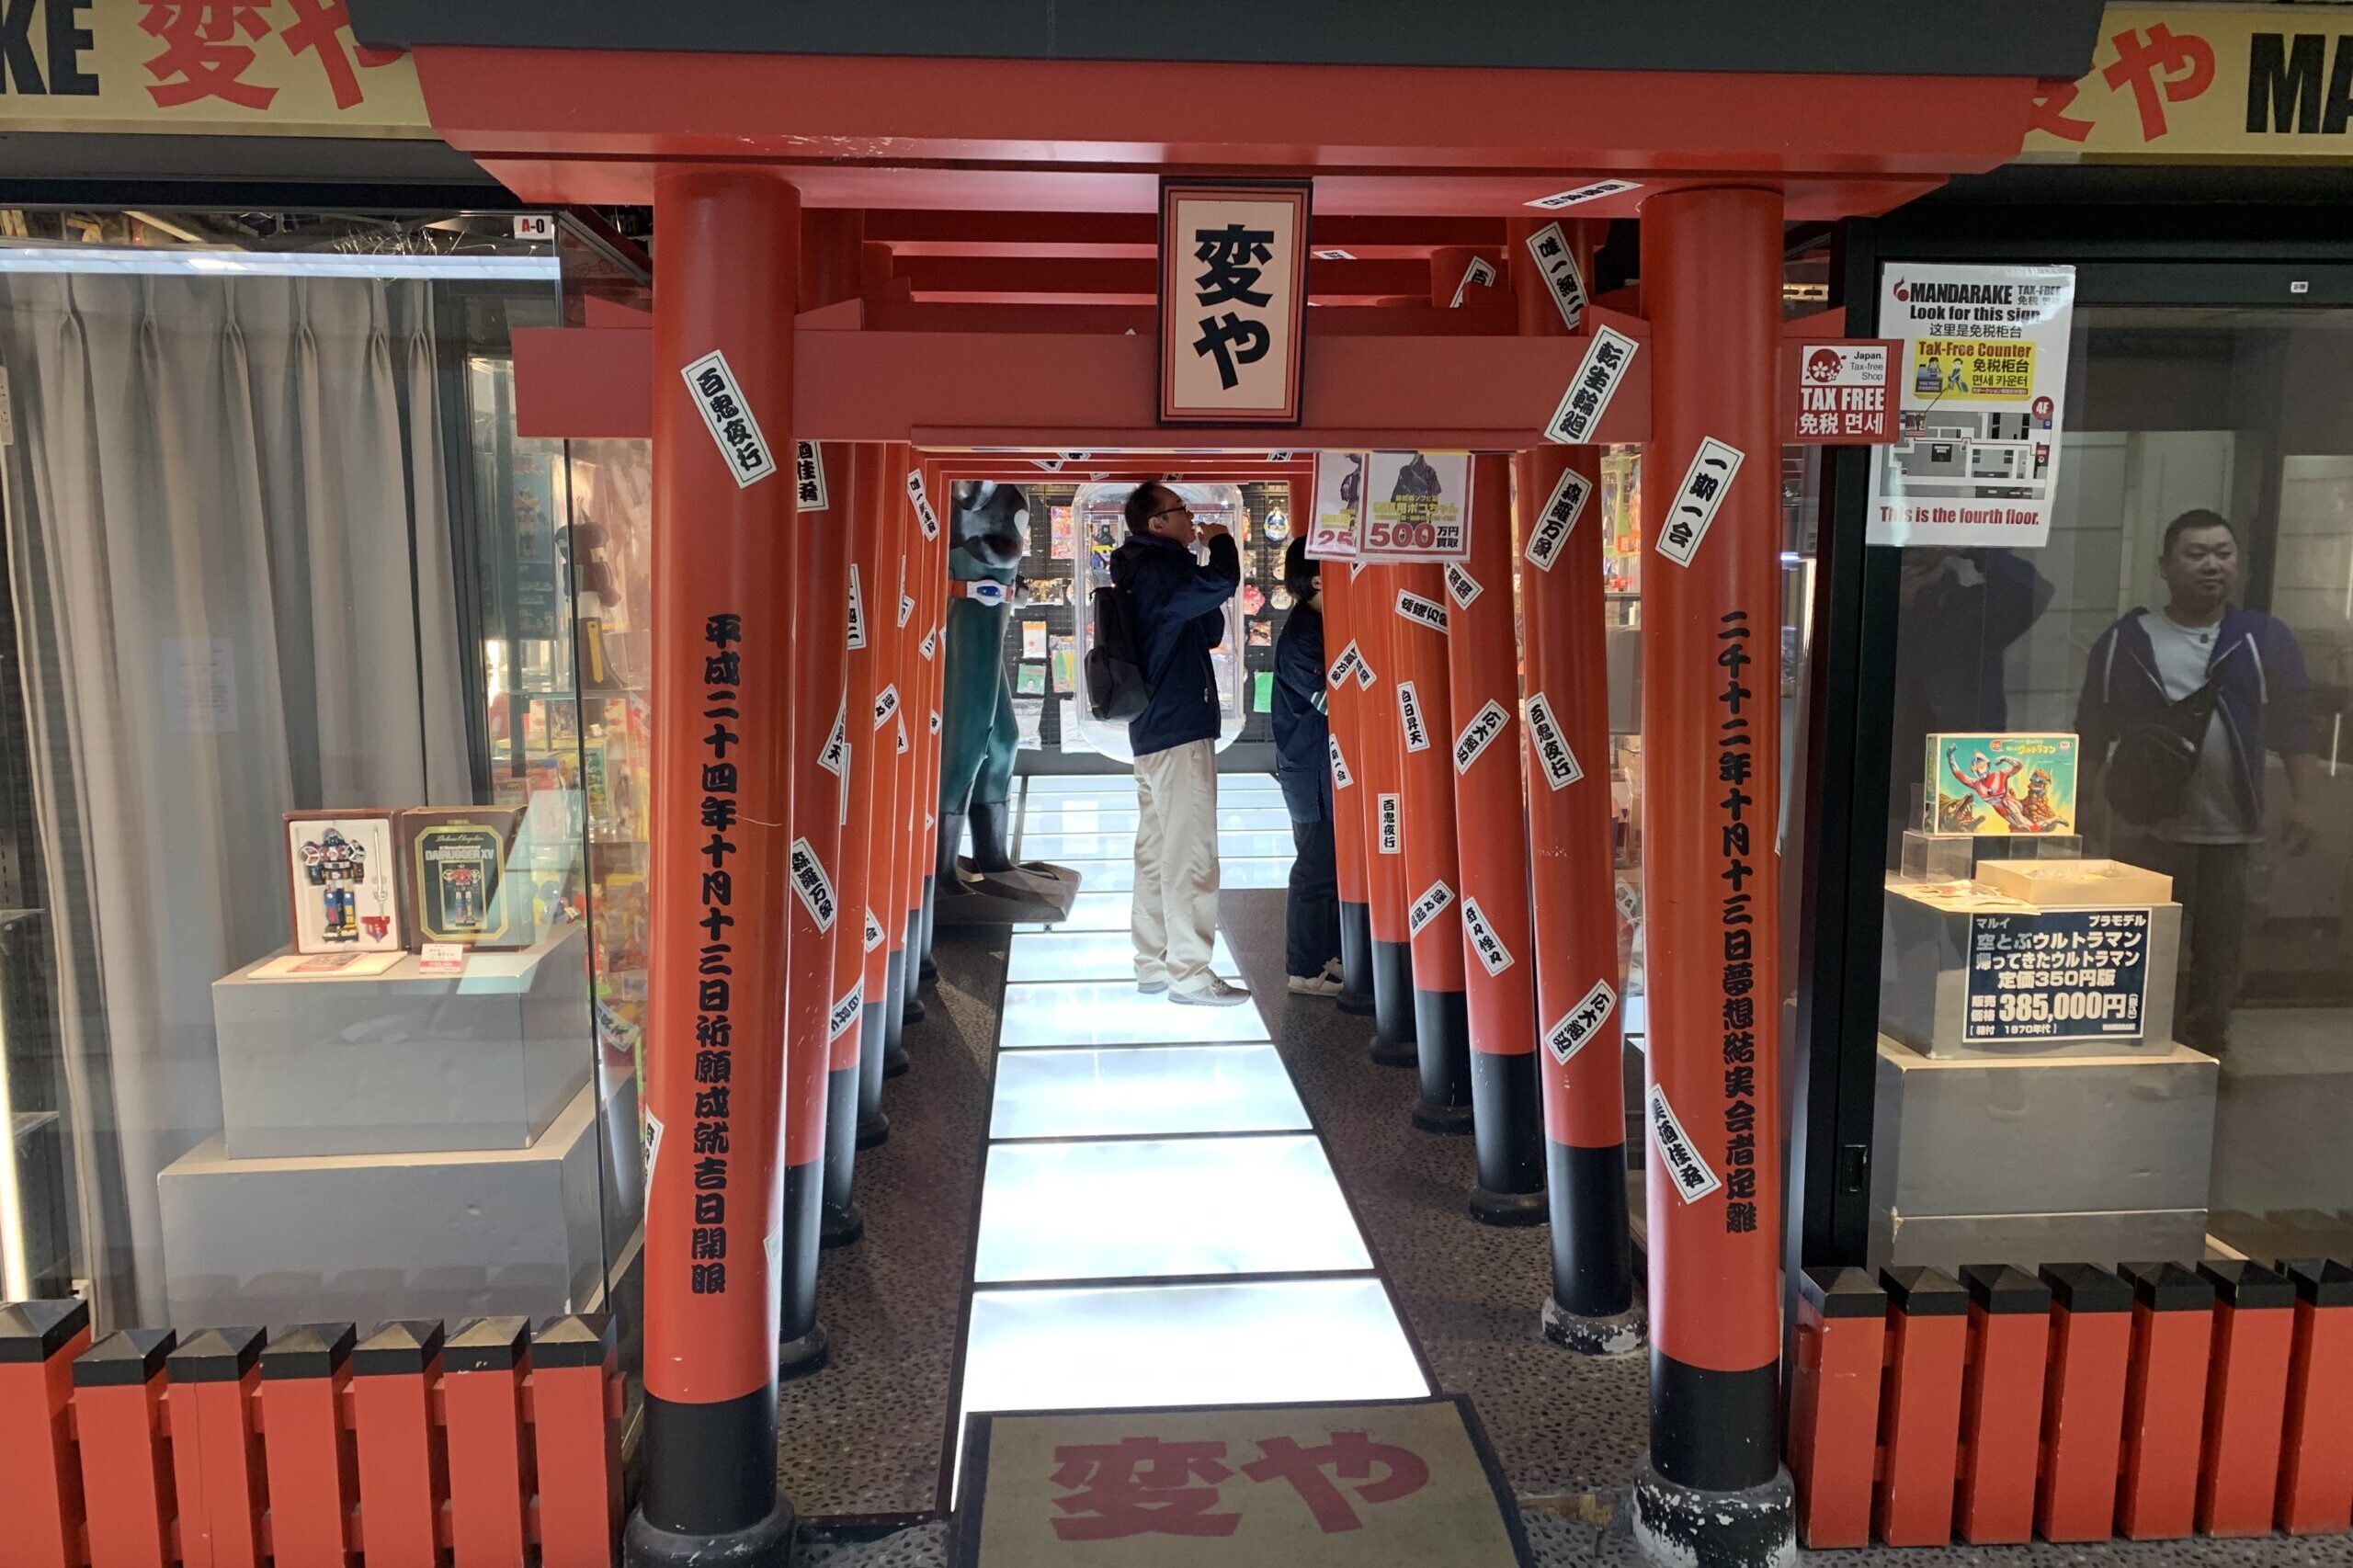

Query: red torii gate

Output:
[351, 7, 2097, 1563]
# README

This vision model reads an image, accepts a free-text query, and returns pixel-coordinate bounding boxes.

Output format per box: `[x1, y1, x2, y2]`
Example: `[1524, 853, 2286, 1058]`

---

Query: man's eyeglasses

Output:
[1149, 506, 1193, 523]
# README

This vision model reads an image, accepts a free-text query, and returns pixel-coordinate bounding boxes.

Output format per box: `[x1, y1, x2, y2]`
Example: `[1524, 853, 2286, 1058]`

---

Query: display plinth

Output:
[1868, 1036, 2216, 1272]
[158, 1078, 614, 1329]
[1880, 878, 2179, 1059]
[212, 926, 591, 1158]
[932, 858, 1082, 926]
[1898, 829, 2083, 883]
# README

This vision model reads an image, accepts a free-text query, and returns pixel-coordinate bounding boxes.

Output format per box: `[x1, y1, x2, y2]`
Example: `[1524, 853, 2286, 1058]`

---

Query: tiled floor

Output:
[951, 773, 1430, 1488]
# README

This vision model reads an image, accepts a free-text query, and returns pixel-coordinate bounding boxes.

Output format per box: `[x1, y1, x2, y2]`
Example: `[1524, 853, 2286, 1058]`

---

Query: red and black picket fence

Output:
[0, 1301, 623, 1568]
[1790, 1258, 2353, 1549]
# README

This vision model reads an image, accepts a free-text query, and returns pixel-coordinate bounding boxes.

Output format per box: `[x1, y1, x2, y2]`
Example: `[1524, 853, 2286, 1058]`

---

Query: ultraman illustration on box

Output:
[286, 812, 403, 955]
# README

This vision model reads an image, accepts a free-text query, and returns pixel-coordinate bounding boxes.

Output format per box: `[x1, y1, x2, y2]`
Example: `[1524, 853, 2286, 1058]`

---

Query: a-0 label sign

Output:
[1407, 880, 1456, 937]
[1453, 699, 1510, 775]
[1523, 692, 1584, 790]
[681, 350, 775, 488]
[1544, 326, 1639, 446]
[1523, 468, 1592, 572]
[1658, 437, 1744, 567]
[1396, 682, 1431, 753]
[1545, 979, 1617, 1065]
[1461, 897, 1515, 975]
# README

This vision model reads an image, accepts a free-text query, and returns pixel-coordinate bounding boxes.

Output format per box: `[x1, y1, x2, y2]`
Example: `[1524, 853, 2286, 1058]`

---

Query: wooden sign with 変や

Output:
[955, 1396, 1529, 1568]
[1159, 180, 1312, 426]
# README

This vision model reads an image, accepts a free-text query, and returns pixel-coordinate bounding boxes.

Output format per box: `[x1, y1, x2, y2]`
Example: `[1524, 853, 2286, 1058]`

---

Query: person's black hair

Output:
[1282, 537, 1319, 601]
[2162, 507, 2237, 557]
[1124, 483, 1170, 536]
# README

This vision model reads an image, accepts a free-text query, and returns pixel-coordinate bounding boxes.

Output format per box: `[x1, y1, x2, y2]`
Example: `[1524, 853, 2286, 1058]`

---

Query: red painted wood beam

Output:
[512, 312, 1650, 446]
[867, 211, 1506, 259]
[893, 255, 1433, 298]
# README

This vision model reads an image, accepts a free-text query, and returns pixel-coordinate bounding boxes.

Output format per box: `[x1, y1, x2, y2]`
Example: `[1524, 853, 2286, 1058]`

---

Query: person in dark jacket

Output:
[2077, 509, 2318, 1051]
[1108, 483, 1247, 1006]
[1272, 540, 1343, 995]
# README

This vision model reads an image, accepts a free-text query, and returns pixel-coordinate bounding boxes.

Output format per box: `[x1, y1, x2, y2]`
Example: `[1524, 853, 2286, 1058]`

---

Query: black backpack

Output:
[2104, 659, 2228, 826]
[1086, 583, 1152, 722]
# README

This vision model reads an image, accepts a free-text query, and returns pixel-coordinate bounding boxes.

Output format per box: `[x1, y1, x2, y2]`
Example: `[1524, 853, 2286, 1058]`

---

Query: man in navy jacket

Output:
[1108, 483, 1246, 1005]
[2078, 509, 2318, 1051]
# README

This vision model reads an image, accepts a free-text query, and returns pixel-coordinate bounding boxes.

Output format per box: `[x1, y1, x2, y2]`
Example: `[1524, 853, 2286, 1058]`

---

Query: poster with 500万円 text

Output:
[1868, 264, 2075, 550]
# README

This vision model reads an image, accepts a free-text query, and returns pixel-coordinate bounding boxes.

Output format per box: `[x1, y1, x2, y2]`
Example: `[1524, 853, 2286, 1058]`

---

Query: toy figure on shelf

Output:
[299, 828, 368, 944]
[442, 863, 484, 930]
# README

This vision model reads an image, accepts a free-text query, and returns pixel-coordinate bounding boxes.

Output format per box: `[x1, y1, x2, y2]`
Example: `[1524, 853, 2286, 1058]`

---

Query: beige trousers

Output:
[1131, 738, 1222, 989]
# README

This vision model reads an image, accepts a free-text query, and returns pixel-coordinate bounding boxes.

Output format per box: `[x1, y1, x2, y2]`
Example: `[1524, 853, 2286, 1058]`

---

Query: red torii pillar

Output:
[1351, 562, 1418, 1062]
[628, 168, 799, 1566]
[1629, 187, 1795, 1568]
[1324, 559, 1378, 1016]
[1508, 219, 1643, 1352]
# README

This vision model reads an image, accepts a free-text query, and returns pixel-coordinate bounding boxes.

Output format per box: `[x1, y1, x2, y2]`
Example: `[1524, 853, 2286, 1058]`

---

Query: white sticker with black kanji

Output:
[796, 441, 827, 511]
[1461, 897, 1514, 975]
[817, 696, 847, 776]
[1649, 1083, 1722, 1203]
[1546, 979, 1617, 1066]
[1543, 325, 1639, 447]
[1524, 467, 1593, 572]
[899, 592, 916, 629]
[920, 626, 938, 660]
[1657, 437, 1744, 568]
[1447, 255, 1498, 308]
[907, 469, 938, 539]
[828, 983, 863, 1041]
[839, 739, 854, 827]
[897, 718, 911, 755]
[1328, 734, 1354, 789]
[929, 710, 941, 736]
[865, 908, 885, 951]
[1522, 222, 1589, 333]
[789, 838, 837, 931]
[1327, 640, 1364, 689]
[1453, 699, 1510, 775]
[642, 1109, 664, 1181]
[1524, 691, 1583, 790]
[1528, 178, 1642, 210]
[1396, 681, 1431, 753]
[1408, 880, 1455, 937]
[680, 349, 775, 488]
[1356, 659, 1376, 690]
[873, 684, 901, 729]
[1377, 793, 1402, 855]
[846, 564, 867, 650]
[1616, 878, 1641, 922]
[1395, 588, 1449, 634]
[1445, 562, 1482, 609]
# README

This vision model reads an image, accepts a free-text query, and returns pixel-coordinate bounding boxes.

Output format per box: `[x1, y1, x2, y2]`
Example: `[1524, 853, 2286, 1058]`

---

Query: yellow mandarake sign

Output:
[0, 0, 430, 138]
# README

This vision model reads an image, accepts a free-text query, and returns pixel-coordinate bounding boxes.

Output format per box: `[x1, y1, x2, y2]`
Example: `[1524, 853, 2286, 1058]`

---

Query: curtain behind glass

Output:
[0, 270, 468, 1324]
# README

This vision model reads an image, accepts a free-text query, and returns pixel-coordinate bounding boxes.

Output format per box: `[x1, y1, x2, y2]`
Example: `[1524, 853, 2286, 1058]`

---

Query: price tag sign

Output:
[1963, 908, 2151, 1044]
[418, 942, 466, 976]
[1358, 452, 1472, 562]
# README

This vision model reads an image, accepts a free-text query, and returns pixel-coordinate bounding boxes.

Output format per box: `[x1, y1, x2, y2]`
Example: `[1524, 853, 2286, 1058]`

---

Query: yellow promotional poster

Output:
[2021, 6, 2353, 161]
[1906, 339, 2037, 402]
[0, 0, 432, 138]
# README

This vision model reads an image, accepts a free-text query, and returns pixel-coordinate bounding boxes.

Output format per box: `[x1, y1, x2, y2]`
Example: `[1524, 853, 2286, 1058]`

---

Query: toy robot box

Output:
[396, 806, 529, 950]
[284, 811, 404, 956]
[1924, 733, 2078, 836]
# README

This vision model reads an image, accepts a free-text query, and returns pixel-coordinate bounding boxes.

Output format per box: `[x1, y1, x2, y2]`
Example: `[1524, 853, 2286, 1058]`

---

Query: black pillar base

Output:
[1544, 1139, 1639, 1325]
[882, 1045, 910, 1079]
[624, 1501, 794, 1568]
[1368, 939, 1416, 1065]
[1469, 1045, 1545, 1205]
[1631, 1463, 1795, 1568]
[917, 872, 939, 983]
[820, 1201, 865, 1249]
[1540, 1294, 1648, 1357]
[777, 1323, 830, 1382]
[821, 1063, 859, 1225]
[881, 949, 909, 1073]
[1468, 1186, 1549, 1226]
[855, 1110, 890, 1151]
[779, 1159, 824, 1362]
[1336, 901, 1376, 1016]
[1410, 987, 1473, 1133]
[900, 911, 926, 1024]
[629, 1390, 791, 1568]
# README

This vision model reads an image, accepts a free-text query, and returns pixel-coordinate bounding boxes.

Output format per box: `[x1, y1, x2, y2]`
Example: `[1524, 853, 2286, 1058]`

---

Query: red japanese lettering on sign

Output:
[1049, 1438, 1239, 1540]
[2029, 79, 2097, 144]
[1047, 1430, 1432, 1539]
[142, 0, 401, 112]
[282, 0, 403, 108]
[2100, 23, 2215, 142]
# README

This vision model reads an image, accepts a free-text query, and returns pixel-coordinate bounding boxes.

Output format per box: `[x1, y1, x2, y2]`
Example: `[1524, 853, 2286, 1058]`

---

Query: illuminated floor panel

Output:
[1006, 930, 1238, 983]
[1018, 805, 1295, 835]
[1216, 858, 1294, 889]
[1020, 829, 1300, 861]
[1014, 891, 1134, 933]
[1000, 983, 1272, 1047]
[989, 1045, 1309, 1141]
[960, 1278, 1427, 1419]
[974, 1135, 1370, 1282]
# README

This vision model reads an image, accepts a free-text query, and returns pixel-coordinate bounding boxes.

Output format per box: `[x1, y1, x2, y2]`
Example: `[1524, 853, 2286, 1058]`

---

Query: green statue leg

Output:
[938, 597, 1009, 873]
[967, 673, 1020, 868]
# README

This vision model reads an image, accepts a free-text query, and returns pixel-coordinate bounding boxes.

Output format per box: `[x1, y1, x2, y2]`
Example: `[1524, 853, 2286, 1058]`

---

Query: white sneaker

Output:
[1137, 979, 1169, 995]
[1320, 959, 1346, 984]
[1169, 976, 1252, 1007]
[1288, 972, 1344, 997]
